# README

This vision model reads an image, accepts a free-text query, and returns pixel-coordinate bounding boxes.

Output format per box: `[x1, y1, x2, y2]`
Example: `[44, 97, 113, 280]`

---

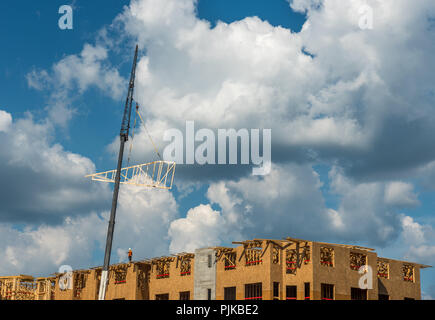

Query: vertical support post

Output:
[296, 242, 300, 268]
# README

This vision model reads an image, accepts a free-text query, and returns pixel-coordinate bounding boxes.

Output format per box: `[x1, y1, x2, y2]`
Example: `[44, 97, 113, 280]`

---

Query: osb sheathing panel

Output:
[312, 242, 379, 300]
[51, 265, 148, 300]
[1, 239, 426, 300]
[75, 270, 99, 300]
[215, 241, 314, 300]
[279, 242, 314, 300]
[378, 259, 421, 300]
[104, 264, 143, 300]
[53, 271, 97, 301]
[149, 258, 195, 300]
[54, 276, 74, 300]
[310, 242, 422, 300]
[35, 279, 54, 300]
[215, 241, 274, 300]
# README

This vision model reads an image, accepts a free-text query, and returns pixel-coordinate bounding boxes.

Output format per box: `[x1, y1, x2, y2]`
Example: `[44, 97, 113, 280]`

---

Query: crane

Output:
[85, 45, 176, 300]
[97, 44, 138, 300]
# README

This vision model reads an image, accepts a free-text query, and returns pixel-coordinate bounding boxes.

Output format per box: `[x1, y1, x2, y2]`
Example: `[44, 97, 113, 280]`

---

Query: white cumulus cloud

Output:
[168, 204, 225, 253]
[0, 110, 12, 133]
[385, 182, 420, 207]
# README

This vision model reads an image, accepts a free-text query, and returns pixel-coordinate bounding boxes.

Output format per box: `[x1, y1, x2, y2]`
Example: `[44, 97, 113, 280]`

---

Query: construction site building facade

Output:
[0, 237, 430, 300]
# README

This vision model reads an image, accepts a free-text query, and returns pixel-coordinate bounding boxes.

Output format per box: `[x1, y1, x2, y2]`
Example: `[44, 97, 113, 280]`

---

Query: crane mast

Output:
[98, 45, 139, 300]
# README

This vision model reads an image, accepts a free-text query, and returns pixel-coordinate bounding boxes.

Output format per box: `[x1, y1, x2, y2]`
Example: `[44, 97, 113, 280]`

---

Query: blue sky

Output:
[1, 0, 435, 299]
[0, 0, 308, 220]
[0, 0, 306, 168]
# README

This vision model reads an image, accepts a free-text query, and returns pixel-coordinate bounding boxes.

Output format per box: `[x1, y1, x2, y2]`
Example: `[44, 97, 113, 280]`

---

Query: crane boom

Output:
[98, 45, 139, 300]
[120, 46, 138, 140]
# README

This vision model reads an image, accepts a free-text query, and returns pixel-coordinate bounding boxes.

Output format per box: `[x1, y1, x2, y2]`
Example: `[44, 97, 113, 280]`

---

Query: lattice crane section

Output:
[85, 160, 176, 190]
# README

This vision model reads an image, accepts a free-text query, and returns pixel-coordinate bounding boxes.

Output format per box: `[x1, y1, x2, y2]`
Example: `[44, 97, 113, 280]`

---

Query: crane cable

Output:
[127, 103, 162, 167]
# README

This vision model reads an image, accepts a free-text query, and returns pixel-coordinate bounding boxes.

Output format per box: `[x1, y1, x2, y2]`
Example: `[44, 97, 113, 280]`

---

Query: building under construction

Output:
[0, 237, 430, 300]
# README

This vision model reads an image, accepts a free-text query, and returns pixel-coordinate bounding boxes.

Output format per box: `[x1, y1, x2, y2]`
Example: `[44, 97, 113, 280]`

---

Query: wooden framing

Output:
[320, 247, 334, 267]
[211, 247, 238, 270]
[280, 239, 311, 274]
[151, 257, 175, 279]
[233, 240, 263, 265]
[113, 265, 129, 284]
[403, 264, 415, 282]
[286, 249, 298, 274]
[223, 252, 237, 270]
[272, 244, 280, 264]
[214, 247, 235, 261]
[173, 253, 194, 276]
[377, 260, 389, 279]
[0, 275, 38, 300]
[0, 237, 431, 300]
[71, 271, 90, 298]
[350, 252, 367, 271]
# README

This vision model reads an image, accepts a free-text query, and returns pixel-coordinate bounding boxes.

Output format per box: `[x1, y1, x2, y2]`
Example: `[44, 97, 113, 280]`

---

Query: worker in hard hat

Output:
[128, 248, 133, 263]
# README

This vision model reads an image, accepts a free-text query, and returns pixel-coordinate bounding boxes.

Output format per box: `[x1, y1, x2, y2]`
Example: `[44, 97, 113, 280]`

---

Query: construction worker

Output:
[128, 248, 133, 263]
